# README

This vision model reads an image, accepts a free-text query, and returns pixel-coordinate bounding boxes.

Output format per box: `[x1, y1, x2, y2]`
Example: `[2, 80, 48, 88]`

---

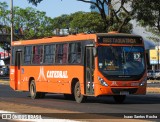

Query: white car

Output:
[154, 70, 160, 80]
[147, 70, 154, 80]
[0, 60, 5, 66]
[0, 67, 9, 76]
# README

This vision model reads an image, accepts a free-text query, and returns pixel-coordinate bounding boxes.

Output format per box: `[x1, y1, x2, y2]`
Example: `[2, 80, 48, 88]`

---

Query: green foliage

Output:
[0, 2, 10, 34]
[108, 23, 132, 33]
[147, 27, 160, 43]
[27, 0, 44, 6]
[13, 7, 54, 39]
[133, 0, 157, 26]
[27, 0, 133, 33]
[0, 1, 54, 41]
[52, 11, 132, 33]
[77, 0, 134, 33]
[52, 11, 106, 33]
[52, 14, 71, 29]
[132, 0, 160, 39]
[70, 12, 106, 33]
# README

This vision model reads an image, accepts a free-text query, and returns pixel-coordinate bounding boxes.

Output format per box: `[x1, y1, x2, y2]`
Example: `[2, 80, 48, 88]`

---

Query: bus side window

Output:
[32, 45, 43, 64]
[24, 46, 32, 64]
[77, 43, 81, 63]
[62, 44, 68, 64]
[68, 42, 81, 64]
[44, 44, 55, 64]
[55, 44, 63, 64]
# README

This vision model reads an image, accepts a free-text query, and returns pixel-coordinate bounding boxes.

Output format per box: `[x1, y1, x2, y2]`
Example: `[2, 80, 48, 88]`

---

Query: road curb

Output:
[0, 80, 9, 85]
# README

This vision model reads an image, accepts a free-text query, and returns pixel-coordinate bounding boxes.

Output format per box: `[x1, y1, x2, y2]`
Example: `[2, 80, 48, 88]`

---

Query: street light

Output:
[10, 0, 13, 43]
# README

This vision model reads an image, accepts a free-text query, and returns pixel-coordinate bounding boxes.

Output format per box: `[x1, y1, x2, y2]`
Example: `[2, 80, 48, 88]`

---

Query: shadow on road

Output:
[40, 93, 160, 105]
[0, 84, 160, 105]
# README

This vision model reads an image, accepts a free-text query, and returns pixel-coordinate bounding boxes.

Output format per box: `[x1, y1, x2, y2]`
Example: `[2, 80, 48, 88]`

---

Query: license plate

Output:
[120, 91, 129, 95]
[131, 82, 139, 86]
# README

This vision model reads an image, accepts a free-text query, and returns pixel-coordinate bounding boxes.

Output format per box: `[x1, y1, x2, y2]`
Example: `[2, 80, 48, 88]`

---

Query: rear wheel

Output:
[113, 95, 126, 104]
[30, 80, 45, 99]
[74, 82, 86, 103]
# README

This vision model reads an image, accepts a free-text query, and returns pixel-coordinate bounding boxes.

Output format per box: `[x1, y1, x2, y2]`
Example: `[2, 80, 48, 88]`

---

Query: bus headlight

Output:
[140, 77, 147, 86]
[98, 76, 108, 86]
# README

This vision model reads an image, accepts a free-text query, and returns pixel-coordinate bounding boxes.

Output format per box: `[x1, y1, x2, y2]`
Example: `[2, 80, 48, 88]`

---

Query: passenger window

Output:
[55, 43, 68, 64]
[68, 42, 81, 64]
[24, 46, 32, 64]
[32, 45, 43, 64]
[44, 45, 55, 64]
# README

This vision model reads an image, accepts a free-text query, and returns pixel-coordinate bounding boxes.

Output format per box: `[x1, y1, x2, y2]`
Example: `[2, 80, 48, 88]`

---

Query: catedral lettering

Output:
[47, 71, 68, 78]
[10, 32, 147, 103]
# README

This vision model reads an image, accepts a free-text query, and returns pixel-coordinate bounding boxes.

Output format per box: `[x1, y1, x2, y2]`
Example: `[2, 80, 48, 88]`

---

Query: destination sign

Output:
[98, 37, 143, 44]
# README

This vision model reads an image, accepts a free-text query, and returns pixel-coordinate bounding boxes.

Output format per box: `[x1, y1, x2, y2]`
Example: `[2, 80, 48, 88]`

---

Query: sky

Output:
[3, 0, 90, 18]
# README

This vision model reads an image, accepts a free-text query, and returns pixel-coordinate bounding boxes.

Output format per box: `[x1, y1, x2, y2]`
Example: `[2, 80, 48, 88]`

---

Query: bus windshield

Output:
[98, 46, 145, 80]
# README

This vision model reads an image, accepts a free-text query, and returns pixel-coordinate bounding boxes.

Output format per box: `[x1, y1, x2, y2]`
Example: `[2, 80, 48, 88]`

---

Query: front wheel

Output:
[113, 95, 126, 104]
[74, 82, 86, 103]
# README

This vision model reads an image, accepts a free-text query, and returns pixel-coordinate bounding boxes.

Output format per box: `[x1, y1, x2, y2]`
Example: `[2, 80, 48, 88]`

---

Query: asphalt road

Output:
[0, 78, 160, 121]
[0, 79, 160, 120]
[0, 84, 160, 114]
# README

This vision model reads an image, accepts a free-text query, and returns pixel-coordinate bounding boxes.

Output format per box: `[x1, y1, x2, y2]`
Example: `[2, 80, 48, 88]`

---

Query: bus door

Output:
[15, 51, 22, 90]
[85, 46, 94, 95]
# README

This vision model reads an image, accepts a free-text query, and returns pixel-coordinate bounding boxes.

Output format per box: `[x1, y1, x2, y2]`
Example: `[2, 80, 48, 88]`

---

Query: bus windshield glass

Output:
[98, 46, 145, 80]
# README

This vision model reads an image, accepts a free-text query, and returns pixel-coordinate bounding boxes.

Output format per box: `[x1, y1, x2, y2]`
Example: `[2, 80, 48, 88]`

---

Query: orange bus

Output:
[10, 33, 147, 103]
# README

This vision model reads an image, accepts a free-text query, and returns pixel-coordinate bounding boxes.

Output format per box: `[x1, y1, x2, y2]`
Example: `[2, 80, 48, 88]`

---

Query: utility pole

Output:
[10, 0, 13, 43]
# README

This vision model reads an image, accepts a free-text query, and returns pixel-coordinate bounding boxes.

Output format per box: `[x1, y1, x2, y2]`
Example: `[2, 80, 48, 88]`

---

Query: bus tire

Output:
[29, 80, 40, 99]
[113, 95, 126, 104]
[74, 82, 86, 103]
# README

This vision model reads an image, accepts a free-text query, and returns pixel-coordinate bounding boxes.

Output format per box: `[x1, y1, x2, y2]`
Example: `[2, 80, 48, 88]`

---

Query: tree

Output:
[78, 0, 135, 32]
[27, 0, 43, 6]
[132, 0, 160, 42]
[0, 2, 11, 53]
[52, 11, 132, 34]
[70, 12, 106, 33]
[0, 2, 10, 34]
[52, 11, 106, 33]
[27, 0, 134, 33]
[0, 1, 55, 52]
[13, 7, 54, 39]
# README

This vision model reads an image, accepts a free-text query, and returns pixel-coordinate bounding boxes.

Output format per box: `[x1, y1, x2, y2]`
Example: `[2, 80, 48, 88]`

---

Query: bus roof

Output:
[12, 33, 142, 46]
